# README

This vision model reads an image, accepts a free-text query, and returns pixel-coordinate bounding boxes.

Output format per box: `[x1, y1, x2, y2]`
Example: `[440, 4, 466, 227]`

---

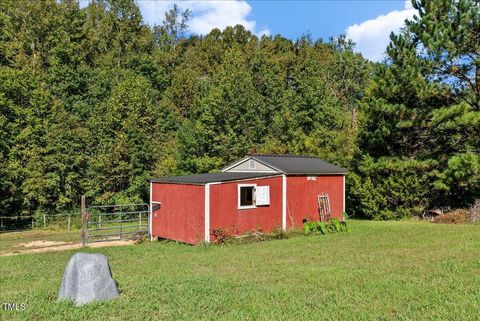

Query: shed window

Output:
[249, 159, 256, 169]
[238, 184, 256, 209]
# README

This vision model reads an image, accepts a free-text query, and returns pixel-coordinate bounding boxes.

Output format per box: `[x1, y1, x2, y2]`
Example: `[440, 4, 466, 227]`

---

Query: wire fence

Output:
[1, 203, 151, 236]
[0, 212, 82, 233]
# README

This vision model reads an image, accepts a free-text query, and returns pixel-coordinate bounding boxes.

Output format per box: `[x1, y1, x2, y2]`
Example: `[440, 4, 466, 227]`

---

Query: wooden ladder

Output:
[317, 193, 331, 222]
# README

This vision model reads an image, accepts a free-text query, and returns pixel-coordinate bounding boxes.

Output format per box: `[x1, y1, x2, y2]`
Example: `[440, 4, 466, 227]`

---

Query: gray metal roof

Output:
[249, 154, 347, 174]
[150, 172, 279, 185]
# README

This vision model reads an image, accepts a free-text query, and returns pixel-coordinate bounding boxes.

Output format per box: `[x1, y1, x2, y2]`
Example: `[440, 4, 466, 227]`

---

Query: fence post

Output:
[119, 211, 123, 240]
[81, 195, 86, 247]
[67, 215, 71, 230]
[43, 213, 46, 227]
[139, 213, 141, 228]
[99, 215, 102, 227]
[31, 216, 34, 229]
[0, 217, 3, 229]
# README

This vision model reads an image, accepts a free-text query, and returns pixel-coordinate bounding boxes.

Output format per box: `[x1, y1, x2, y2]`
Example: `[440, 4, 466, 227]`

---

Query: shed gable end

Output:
[224, 158, 278, 173]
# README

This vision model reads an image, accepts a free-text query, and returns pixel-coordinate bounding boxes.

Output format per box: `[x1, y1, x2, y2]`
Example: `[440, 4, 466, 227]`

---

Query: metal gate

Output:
[81, 199, 149, 245]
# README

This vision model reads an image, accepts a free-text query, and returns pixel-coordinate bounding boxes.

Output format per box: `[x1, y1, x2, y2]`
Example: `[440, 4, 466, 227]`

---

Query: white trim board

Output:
[282, 174, 287, 231]
[149, 181, 153, 241]
[204, 183, 211, 242]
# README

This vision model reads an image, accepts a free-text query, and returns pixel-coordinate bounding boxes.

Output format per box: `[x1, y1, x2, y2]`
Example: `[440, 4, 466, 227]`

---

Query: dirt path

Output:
[0, 239, 135, 257]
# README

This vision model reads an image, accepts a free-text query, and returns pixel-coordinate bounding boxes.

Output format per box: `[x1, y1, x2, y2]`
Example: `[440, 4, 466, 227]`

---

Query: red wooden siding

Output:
[151, 174, 345, 244]
[209, 176, 283, 237]
[151, 182, 204, 244]
[286, 175, 344, 228]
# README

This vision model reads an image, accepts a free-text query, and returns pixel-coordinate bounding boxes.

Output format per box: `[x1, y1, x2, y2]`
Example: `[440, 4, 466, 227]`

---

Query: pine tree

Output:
[352, 0, 480, 219]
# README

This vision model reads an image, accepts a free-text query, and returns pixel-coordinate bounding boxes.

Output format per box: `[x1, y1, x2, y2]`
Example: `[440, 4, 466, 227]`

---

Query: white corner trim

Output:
[237, 183, 257, 209]
[149, 181, 153, 241]
[204, 183, 211, 243]
[343, 175, 346, 213]
[282, 175, 287, 231]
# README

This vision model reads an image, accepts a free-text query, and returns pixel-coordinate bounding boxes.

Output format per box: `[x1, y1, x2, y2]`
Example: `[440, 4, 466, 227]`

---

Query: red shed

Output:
[150, 154, 346, 244]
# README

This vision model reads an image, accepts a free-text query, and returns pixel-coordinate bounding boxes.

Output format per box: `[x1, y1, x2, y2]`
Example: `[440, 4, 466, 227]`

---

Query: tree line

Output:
[0, 0, 478, 220]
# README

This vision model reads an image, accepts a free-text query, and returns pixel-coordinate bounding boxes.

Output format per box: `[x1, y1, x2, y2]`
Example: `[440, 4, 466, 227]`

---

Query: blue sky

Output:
[82, 1, 417, 61]
[249, 1, 415, 61]
[249, 1, 404, 40]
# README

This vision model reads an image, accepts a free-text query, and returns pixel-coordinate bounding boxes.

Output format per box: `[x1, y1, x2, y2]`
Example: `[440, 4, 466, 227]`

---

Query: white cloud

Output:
[257, 29, 271, 37]
[139, 1, 268, 37]
[345, 1, 416, 62]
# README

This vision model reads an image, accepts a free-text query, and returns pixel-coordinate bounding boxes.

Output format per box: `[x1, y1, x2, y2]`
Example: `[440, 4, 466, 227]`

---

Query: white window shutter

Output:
[255, 186, 270, 206]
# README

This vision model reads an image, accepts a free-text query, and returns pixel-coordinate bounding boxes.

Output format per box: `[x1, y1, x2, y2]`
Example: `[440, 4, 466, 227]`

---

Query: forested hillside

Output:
[0, 0, 370, 217]
[0, 0, 478, 220]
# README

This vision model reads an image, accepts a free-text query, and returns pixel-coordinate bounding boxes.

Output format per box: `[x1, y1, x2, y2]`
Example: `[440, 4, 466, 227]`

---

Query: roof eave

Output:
[150, 173, 284, 185]
[150, 179, 205, 185]
[285, 172, 347, 175]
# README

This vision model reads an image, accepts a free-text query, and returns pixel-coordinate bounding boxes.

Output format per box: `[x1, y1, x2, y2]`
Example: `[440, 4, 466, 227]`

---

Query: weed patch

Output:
[303, 218, 347, 235]
[432, 209, 470, 224]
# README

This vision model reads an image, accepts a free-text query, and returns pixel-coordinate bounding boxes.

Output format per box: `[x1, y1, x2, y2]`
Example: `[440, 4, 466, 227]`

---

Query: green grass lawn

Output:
[0, 220, 479, 321]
